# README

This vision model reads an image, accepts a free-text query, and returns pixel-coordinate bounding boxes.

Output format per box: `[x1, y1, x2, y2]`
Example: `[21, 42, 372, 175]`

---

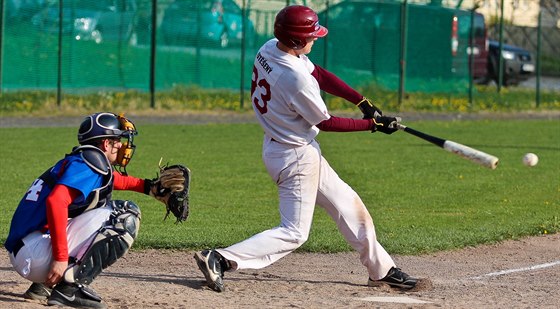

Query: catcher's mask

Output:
[274, 5, 328, 50]
[78, 112, 138, 174]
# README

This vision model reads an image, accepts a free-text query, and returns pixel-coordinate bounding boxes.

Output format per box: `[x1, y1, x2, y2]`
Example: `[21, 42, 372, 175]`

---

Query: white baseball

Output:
[522, 153, 538, 167]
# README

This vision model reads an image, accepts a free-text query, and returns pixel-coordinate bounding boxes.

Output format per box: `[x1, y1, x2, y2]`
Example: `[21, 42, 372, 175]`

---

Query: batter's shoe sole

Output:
[368, 267, 417, 290]
[194, 249, 225, 292]
[24, 282, 52, 300]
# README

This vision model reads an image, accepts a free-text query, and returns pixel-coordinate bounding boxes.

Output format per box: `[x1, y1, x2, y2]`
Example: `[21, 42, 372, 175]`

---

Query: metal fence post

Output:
[323, 1, 329, 76]
[0, 0, 4, 92]
[469, 7, 475, 108]
[536, 0, 542, 108]
[240, 0, 247, 109]
[398, 0, 409, 108]
[57, 0, 63, 107]
[497, 0, 504, 92]
[149, 0, 157, 109]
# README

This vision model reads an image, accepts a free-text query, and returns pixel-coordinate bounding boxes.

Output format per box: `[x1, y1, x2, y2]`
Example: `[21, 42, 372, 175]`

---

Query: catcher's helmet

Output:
[78, 112, 132, 144]
[78, 112, 138, 173]
[274, 5, 328, 50]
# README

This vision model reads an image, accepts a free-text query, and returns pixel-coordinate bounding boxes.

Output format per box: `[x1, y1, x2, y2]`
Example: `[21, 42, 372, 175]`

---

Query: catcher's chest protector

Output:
[67, 146, 114, 217]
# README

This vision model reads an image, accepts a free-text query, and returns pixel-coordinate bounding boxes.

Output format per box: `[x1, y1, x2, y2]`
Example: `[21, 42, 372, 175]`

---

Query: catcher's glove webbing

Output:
[145, 164, 191, 223]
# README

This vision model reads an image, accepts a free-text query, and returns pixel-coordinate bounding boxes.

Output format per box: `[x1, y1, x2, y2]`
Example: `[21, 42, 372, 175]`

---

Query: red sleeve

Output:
[316, 115, 373, 132]
[46, 185, 80, 262]
[113, 172, 146, 193]
[311, 64, 363, 104]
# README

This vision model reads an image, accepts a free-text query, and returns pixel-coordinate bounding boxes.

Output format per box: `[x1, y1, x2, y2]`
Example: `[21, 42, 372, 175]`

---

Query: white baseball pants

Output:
[9, 206, 112, 283]
[218, 137, 395, 280]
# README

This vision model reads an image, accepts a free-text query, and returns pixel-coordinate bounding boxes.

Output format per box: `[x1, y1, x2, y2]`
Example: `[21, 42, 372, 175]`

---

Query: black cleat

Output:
[194, 249, 228, 292]
[24, 282, 52, 300]
[47, 282, 106, 308]
[368, 267, 418, 290]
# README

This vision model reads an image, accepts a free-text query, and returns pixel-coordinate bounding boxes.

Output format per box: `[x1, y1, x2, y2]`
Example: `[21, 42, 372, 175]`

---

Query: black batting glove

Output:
[357, 97, 383, 119]
[372, 115, 401, 135]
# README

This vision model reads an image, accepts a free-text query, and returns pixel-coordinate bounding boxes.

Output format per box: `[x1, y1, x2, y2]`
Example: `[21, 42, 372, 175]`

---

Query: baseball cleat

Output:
[47, 282, 106, 308]
[368, 267, 417, 290]
[24, 282, 52, 300]
[194, 249, 226, 292]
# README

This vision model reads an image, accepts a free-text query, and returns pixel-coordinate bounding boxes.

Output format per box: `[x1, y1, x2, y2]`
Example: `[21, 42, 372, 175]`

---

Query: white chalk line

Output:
[360, 296, 431, 304]
[360, 261, 560, 304]
[469, 260, 560, 280]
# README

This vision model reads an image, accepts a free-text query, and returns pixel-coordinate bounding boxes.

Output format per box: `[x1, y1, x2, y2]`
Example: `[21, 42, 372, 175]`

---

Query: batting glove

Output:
[357, 97, 382, 119]
[372, 115, 401, 134]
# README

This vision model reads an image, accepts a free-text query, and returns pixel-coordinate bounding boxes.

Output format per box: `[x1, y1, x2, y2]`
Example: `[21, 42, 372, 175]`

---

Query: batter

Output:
[195, 5, 417, 292]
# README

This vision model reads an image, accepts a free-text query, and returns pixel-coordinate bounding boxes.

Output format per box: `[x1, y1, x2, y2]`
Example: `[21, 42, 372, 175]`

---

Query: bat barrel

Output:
[397, 123, 499, 170]
[443, 141, 499, 169]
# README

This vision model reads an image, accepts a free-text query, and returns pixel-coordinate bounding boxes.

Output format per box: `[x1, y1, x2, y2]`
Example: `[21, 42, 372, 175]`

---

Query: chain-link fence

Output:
[0, 0, 558, 107]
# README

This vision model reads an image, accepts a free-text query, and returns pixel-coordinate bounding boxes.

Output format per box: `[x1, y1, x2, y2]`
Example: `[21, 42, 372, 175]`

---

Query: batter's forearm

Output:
[316, 116, 373, 132]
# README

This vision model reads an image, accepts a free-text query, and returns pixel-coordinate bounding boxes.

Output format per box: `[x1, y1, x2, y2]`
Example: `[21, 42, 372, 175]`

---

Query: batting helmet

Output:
[274, 5, 328, 50]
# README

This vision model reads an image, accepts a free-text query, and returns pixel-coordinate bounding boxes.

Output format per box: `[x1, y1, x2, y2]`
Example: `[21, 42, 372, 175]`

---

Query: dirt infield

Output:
[1, 233, 559, 308]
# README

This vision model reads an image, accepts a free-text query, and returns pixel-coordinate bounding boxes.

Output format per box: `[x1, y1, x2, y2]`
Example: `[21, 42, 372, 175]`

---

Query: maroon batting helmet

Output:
[274, 5, 328, 50]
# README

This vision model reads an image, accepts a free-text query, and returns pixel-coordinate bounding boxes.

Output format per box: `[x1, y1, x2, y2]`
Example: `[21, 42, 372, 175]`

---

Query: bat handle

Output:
[396, 122, 407, 130]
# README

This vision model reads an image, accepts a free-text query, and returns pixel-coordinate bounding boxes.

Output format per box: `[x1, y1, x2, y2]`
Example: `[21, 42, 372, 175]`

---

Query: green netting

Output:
[311, 0, 483, 92]
[0, 0, 483, 95]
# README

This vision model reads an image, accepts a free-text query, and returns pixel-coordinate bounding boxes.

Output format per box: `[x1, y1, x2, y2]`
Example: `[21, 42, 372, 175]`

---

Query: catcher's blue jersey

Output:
[4, 153, 103, 253]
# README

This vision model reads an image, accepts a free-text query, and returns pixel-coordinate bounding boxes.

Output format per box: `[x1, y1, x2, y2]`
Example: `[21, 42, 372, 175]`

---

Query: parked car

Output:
[484, 39, 535, 86]
[160, 0, 254, 48]
[5, 0, 47, 24]
[31, 0, 138, 45]
[457, 11, 489, 83]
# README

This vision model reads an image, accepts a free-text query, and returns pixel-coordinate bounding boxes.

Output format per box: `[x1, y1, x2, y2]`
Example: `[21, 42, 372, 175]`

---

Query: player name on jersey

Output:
[256, 52, 273, 74]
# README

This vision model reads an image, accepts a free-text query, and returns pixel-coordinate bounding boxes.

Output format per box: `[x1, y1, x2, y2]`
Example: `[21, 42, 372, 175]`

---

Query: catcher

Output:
[4, 112, 190, 309]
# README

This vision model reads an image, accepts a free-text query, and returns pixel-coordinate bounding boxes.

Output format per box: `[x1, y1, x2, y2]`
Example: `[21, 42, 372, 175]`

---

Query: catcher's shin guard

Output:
[63, 200, 141, 285]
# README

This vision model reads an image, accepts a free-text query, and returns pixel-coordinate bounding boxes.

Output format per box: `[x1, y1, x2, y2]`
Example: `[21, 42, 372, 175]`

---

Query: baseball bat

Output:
[396, 123, 499, 169]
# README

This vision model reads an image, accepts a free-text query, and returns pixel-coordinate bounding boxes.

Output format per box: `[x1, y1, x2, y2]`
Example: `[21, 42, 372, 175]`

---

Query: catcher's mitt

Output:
[147, 164, 191, 223]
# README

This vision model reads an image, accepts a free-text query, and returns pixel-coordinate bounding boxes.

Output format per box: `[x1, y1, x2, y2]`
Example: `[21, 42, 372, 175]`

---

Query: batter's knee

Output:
[283, 226, 309, 247]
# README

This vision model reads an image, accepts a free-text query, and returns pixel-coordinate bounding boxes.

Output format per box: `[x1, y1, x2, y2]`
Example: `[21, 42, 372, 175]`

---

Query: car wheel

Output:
[128, 31, 138, 46]
[92, 29, 103, 44]
[499, 71, 514, 86]
[477, 76, 491, 85]
[219, 31, 229, 48]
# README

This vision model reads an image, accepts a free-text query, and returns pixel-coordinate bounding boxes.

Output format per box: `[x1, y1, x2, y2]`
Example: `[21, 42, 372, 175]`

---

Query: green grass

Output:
[1, 84, 559, 118]
[1, 120, 559, 255]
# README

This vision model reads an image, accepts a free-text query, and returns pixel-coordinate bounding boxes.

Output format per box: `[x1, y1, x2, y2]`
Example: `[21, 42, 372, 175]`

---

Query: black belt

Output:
[11, 239, 24, 257]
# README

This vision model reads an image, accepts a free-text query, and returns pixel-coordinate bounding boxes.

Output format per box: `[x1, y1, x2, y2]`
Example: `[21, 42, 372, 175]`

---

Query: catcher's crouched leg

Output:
[63, 200, 141, 285]
[49, 201, 141, 307]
